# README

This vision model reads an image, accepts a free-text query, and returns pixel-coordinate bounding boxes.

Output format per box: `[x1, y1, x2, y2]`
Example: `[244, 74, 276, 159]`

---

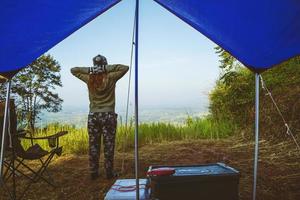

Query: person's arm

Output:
[70, 67, 90, 83]
[106, 64, 129, 81]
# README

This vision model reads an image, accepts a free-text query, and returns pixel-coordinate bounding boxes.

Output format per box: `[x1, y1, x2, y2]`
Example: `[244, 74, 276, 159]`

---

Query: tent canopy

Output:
[154, 0, 300, 71]
[1, 0, 300, 77]
[0, 0, 121, 78]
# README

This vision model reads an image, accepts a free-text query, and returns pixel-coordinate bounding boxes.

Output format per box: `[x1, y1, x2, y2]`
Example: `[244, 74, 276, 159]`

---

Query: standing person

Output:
[71, 54, 129, 180]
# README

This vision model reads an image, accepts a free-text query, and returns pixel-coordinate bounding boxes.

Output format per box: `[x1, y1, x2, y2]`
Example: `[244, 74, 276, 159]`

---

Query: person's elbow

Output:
[124, 65, 129, 72]
[121, 65, 129, 73]
[70, 67, 79, 75]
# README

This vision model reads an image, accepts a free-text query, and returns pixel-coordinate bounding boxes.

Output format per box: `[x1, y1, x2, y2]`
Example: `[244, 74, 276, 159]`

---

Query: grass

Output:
[5, 139, 300, 200]
[21, 116, 237, 154]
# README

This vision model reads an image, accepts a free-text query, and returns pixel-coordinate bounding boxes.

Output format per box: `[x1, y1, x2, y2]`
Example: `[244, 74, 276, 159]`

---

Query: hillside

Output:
[210, 54, 300, 140]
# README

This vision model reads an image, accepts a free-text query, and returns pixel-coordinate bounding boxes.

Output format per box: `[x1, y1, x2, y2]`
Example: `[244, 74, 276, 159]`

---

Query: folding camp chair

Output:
[0, 99, 68, 200]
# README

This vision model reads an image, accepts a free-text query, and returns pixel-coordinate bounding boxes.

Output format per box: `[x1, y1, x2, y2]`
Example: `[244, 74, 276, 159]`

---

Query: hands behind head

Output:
[89, 65, 106, 75]
[90, 54, 108, 74]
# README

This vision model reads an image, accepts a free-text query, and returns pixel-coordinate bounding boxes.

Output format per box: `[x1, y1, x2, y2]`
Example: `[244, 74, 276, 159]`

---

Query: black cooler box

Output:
[148, 163, 240, 200]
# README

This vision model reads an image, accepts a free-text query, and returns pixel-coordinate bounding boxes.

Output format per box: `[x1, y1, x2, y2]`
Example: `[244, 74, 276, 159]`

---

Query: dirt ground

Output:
[1, 138, 300, 200]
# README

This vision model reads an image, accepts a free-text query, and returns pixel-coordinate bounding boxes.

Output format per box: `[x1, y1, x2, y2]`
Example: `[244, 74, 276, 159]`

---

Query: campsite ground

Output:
[1, 138, 299, 200]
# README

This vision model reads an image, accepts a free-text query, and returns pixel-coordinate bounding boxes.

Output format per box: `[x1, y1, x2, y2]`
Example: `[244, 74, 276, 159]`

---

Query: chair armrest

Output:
[18, 131, 68, 140]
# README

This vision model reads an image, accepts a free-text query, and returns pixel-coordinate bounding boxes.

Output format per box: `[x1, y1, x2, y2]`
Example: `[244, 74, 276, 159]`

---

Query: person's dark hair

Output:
[93, 54, 107, 66]
[88, 54, 108, 93]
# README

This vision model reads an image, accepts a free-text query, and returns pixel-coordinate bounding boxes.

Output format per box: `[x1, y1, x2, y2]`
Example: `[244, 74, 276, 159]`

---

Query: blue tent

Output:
[155, 0, 300, 71]
[0, 0, 121, 78]
[1, 1, 300, 200]
[1, 0, 300, 77]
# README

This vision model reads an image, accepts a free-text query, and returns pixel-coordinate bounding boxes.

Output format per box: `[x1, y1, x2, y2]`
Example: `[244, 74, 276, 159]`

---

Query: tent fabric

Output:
[154, 0, 300, 71]
[0, 0, 121, 77]
[1, 1, 300, 74]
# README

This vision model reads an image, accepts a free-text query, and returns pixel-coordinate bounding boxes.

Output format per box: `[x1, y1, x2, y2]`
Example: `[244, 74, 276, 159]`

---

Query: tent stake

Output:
[253, 73, 260, 200]
[134, 0, 140, 199]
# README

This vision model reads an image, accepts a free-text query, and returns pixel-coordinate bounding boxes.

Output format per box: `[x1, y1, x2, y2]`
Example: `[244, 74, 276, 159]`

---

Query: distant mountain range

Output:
[38, 104, 209, 127]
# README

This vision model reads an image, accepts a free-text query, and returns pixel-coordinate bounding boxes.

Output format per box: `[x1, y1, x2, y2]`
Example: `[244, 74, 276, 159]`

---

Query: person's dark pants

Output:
[87, 112, 117, 177]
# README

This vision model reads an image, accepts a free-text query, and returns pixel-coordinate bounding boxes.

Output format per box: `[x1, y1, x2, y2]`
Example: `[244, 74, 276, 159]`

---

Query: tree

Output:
[214, 46, 243, 86]
[0, 77, 7, 99]
[11, 54, 63, 133]
[210, 46, 300, 139]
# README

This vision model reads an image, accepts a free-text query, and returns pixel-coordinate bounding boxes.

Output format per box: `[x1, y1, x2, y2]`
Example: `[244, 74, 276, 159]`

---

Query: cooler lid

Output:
[149, 163, 239, 181]
[173, 163, 238, 176]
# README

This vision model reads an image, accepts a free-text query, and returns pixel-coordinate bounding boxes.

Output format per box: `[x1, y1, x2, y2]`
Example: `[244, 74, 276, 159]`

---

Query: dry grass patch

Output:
[1, 138, 299, 200]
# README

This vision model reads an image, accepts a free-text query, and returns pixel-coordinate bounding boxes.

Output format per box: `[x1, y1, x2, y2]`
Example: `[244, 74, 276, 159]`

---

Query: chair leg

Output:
[3, 160, 13, 180]
[16, 157, 56, 187]
[16, 152, 57, 200]
[6, 159, 35, 182]
[38, 159, 55, 185]
[33, 153, 57, 187]
[3, 150, 60, 200]
[4, 160, 25, 182]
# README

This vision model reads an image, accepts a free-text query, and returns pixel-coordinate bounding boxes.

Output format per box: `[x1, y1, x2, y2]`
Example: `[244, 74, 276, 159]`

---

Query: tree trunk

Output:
[27, 111, 35, 135]
[30, 120, 35, 135]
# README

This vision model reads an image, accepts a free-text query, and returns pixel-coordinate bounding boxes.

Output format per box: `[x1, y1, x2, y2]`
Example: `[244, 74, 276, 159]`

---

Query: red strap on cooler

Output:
[147, 167, 176, 176]
[111, 184, 148, 192]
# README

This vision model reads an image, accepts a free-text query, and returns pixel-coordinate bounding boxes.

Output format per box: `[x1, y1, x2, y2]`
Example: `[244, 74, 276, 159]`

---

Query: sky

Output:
[47, 0, 221, 113]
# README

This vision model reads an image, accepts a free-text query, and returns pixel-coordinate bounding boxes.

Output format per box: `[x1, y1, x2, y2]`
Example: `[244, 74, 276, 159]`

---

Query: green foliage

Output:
[210, 47, 300, 139]
[210, 67, 254, 125]
[214, 46, 242, 85]
[117, 116, 237, 150]
[258, 57, 300, 138]
[11, 55, 63, 133]
[0, 82, 6, 99]
[21, 117, 237, 155]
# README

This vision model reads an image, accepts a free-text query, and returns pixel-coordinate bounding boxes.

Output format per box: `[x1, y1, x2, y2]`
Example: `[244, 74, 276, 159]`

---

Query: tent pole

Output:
[253, 73, 260, 200]
[134, 0, 140, 199]
[0, 80, 11, 180]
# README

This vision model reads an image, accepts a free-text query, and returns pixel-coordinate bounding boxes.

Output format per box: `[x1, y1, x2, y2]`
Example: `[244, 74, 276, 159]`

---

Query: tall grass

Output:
[21, 116, 237, 155]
